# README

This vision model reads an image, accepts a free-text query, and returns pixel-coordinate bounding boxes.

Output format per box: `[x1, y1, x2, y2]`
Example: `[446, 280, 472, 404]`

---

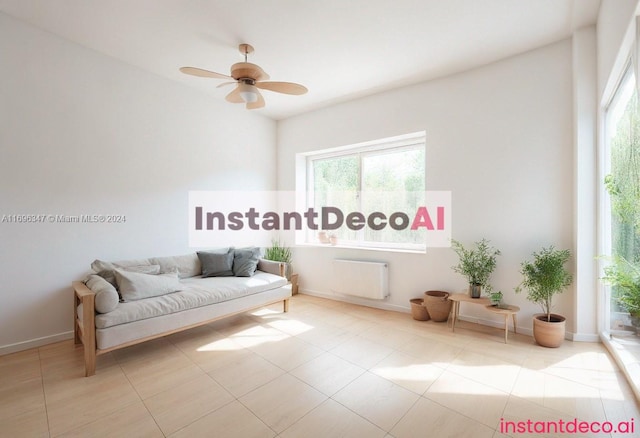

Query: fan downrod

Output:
[239, 44, 254, 59]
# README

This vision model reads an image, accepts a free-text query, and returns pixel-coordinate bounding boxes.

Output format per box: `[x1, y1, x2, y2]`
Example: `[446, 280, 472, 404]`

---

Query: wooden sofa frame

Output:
[73, 264, 289, 377]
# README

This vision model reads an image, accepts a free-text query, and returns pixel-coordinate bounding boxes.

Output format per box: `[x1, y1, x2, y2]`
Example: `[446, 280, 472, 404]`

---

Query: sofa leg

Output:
[283, 298, 289, 313]
[84, 326, 97, 377]
[85, 348, 96, 377]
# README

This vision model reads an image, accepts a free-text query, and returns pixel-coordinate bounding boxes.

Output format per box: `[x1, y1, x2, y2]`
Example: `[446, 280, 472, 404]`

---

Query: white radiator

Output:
[331, 259, 389, 299]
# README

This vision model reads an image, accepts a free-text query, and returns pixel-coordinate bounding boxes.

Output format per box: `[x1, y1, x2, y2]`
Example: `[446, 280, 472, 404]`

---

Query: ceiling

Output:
[0, 0, 601, 120]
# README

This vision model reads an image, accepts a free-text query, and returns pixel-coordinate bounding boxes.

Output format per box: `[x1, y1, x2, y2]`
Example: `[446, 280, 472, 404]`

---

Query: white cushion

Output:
[149, 253, 201, 278]
[91, 258, 160, 288]
[114, 268, 183, 301]
[85, 274, 119, 313]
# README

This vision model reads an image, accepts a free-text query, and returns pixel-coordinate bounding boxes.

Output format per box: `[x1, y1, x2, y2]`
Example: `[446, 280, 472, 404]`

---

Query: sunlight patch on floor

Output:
[267, 319, 315, 335]
[230, 325, 290, 348]
[372, 364, 441, 383]
[196, 338, 244, 352]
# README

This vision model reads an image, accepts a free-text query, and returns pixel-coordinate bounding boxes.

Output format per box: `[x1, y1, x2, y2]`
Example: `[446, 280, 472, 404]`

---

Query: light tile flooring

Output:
[1, 294, 639, 438]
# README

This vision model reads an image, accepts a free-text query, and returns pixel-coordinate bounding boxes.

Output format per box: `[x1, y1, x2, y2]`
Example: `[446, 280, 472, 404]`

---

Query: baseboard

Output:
[568, 332, 600, 342]
[0, 331, 74, 356]
[299, 288, 410, 314]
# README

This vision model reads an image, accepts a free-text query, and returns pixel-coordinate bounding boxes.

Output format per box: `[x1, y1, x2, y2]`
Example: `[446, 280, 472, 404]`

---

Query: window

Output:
[604, 64, 640, 333]
[304, 132, 426, 251]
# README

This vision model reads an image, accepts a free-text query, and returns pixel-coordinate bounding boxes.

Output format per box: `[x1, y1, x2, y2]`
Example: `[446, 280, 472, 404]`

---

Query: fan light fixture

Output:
[238, 82, 259, 103]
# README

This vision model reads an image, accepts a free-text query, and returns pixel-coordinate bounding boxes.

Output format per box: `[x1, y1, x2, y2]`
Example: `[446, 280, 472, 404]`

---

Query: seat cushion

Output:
[94, 271, 287, 329]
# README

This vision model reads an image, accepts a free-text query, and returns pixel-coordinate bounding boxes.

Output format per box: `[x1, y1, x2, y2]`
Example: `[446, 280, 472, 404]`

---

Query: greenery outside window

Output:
[604, 64, 640, 333]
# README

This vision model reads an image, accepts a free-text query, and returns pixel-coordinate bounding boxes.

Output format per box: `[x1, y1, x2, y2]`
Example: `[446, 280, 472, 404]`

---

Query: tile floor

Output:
[1, 294, 639, 437]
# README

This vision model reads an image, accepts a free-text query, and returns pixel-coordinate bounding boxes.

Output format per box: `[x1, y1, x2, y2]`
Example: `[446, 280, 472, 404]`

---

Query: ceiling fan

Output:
[180, 44, 308, 109]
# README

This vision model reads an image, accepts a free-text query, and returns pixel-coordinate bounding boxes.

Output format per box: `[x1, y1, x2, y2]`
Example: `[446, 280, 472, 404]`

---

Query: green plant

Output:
[601, 256, 640, 318]
[451, 239, 501, 290]
[489, 291, 503, 305]
[263, 239, 292, 265]
[515, 246, 572, 322]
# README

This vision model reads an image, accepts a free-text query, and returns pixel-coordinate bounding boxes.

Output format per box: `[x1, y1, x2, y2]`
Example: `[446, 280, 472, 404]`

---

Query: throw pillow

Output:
[85, 274, 119, 313]
[149, 253, 201, 278]
[197, 248, 234, 277]
[233, 247, 260, 277]
[93, 262, 160, 288]
[114, 268, 183, 301]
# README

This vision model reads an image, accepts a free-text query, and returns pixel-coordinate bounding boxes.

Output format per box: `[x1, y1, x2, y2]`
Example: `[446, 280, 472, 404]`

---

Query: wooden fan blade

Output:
[179, 66, 233, 80]
[256, 81, 308, 95]
[246, 91, 265, 110]
[216, 81, 236, 88]
[225, 86, 243, 103]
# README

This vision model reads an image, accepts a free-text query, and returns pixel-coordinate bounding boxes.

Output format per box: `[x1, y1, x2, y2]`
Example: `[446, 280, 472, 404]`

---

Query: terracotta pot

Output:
[424, 291, 451, 322]
[409, 298, 430, 321]
[533, 313, 566, 348]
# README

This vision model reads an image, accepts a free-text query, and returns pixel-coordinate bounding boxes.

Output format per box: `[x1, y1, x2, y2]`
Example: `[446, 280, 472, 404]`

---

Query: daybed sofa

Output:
[73, 248, 291, 376]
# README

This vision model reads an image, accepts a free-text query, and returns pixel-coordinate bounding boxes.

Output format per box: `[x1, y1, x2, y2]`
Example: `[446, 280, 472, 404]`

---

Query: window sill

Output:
[295, 242, 427, 254]
[600, 331, 640, 403]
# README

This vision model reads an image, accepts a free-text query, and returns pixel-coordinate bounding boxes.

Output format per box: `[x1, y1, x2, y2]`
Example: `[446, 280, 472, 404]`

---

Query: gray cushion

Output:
[233, 247, 260, 277]
[114, 268, 183, 301]
[85, 274, 119, 313]
[197, 248, 234, 277]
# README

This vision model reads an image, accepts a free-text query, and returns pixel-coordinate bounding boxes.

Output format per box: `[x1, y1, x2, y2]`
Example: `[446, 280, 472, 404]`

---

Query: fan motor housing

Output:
[230, 62, 269, 81]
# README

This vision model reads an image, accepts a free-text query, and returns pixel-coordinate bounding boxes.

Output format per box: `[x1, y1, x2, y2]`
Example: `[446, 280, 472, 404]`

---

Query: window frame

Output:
[303, 131, 427, 252]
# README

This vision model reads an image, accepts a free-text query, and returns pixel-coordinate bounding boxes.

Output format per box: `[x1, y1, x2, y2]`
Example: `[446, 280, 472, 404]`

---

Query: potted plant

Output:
[489, 290, 503, 307]
[263, 239, 293, 280]
[451, 239, 501, 298]
[601, 256, 640, 334]
[515, 246, 572, 348]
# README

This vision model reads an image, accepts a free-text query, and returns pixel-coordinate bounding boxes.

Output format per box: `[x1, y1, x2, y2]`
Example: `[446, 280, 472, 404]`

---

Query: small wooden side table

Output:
[448, 293, 519, 343]
[484, 304, 520, 343]
[448, 293, 490, 331]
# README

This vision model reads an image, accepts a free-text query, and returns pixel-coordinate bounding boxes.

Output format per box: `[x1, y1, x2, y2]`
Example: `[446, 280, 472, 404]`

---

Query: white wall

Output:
[0, 13, 277, 353]
[572, 26, 598, 341]
[597, 0, 640, 101]
[278, 40, 575, 336]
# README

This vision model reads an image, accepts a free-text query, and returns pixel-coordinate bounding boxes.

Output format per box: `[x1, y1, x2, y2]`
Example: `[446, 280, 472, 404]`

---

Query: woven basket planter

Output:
[409, 298, 430, 321]
[423, 290, 451, 322]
